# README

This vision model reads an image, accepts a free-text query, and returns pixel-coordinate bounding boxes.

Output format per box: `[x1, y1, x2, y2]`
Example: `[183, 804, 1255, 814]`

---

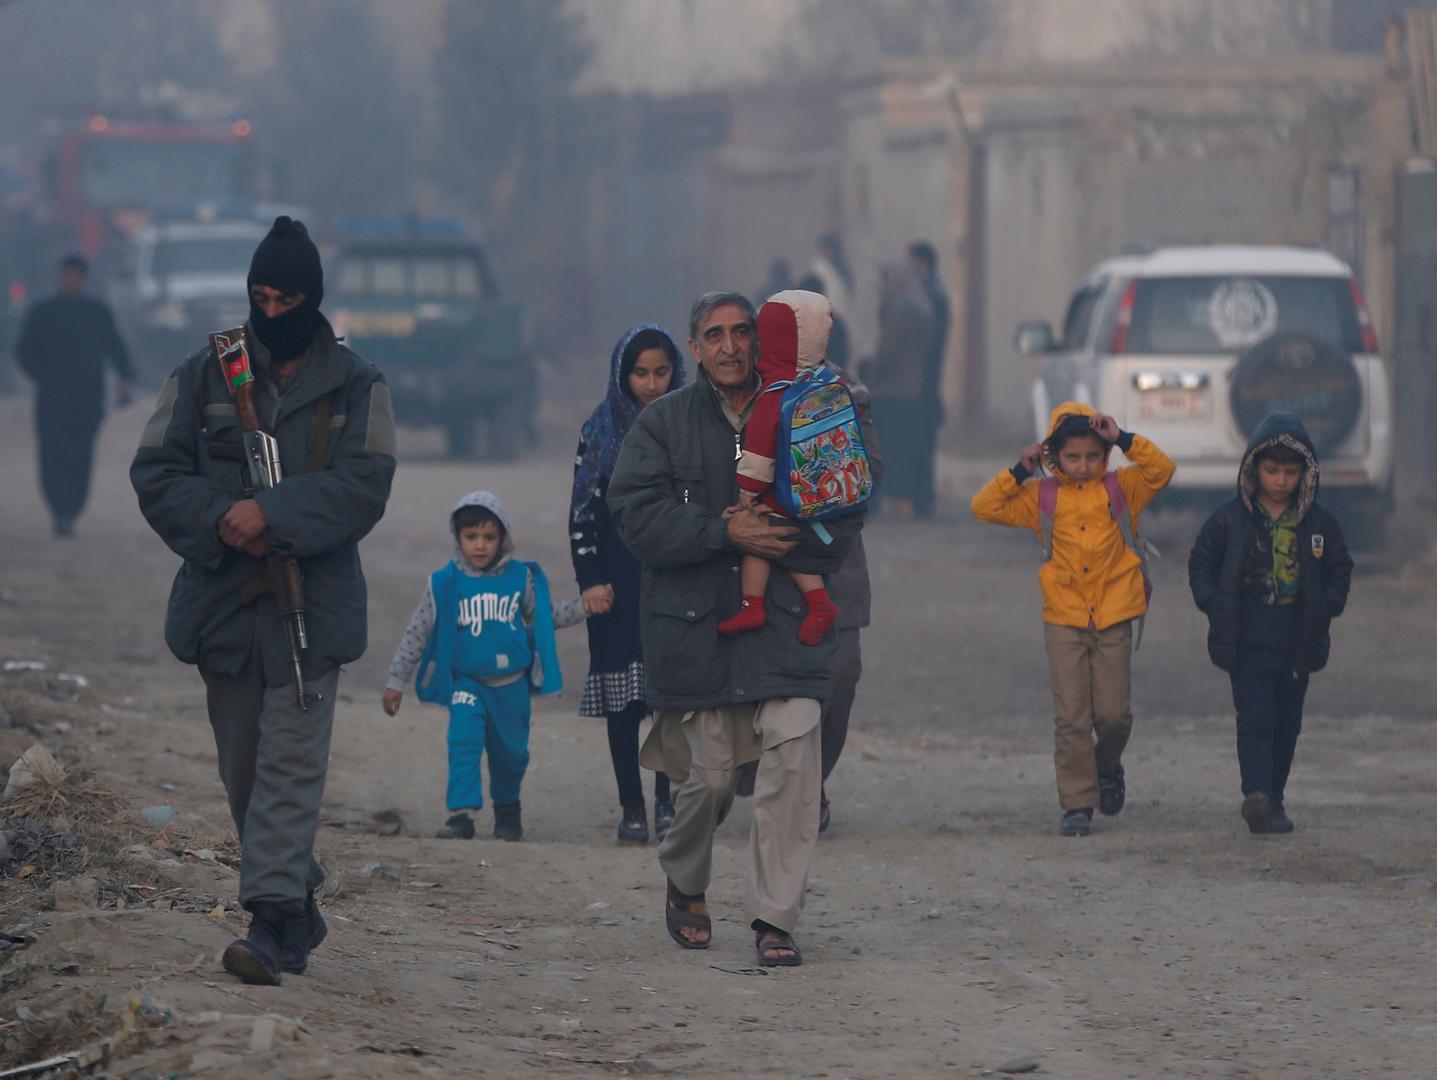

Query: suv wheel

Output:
[1231, 334, 1362, 453]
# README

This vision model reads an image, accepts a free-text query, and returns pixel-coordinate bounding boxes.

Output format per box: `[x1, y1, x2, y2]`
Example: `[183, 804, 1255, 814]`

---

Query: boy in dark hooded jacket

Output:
[1188, 413, 1354, 835]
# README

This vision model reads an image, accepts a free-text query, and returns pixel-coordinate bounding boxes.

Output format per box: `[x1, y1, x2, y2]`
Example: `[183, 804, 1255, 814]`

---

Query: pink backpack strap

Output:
[1036, 476, 1060, 559]
[1100, 470, 1153, 647]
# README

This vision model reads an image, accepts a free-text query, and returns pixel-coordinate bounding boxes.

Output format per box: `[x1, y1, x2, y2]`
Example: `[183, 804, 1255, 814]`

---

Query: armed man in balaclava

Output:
[131, 216, 397, 985]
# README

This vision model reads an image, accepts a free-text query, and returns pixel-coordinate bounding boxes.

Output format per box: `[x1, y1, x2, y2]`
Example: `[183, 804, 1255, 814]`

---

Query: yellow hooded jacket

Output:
[971, 402, 1176, 630]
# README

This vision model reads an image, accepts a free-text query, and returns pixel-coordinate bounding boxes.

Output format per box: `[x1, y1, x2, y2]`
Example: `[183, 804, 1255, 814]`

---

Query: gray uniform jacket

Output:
[607, 375, 864, 711]
[131, 323, 397, 685]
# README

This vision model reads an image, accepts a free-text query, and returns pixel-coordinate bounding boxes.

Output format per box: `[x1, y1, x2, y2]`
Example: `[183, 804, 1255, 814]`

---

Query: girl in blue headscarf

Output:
[570, 324, 684, 844]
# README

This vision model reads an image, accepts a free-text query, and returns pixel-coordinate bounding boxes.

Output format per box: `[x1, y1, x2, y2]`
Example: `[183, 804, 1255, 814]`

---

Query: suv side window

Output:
[1060, 279, 1106, 350]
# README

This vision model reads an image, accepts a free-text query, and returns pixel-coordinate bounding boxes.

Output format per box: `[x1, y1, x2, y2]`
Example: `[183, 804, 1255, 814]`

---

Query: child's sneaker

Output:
[493, 801, 523, 841]
[1241, 792, 1272, 835]
[617, 806, 649, 844]
[435, 812, 475, 840]
[1267, 806, 1295, 834]
[654, 797, 676, 839]
[1059, 808, 1093, 837]
[1098, 766, 1126, 816]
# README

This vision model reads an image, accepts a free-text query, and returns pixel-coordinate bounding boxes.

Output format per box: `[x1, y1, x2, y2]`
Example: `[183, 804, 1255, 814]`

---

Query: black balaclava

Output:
[247, 216, 324, 362]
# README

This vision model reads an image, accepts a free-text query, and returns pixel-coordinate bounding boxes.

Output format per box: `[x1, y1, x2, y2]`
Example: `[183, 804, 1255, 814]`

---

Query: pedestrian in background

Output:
[16, 253, 134, 537]
[868, 263, 935, 518]
[908, 241, 950, 519]
[570, 324, 685, 844]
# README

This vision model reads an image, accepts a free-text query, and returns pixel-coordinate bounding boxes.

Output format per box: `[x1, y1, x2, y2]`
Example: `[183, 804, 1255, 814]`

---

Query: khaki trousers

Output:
[655, 698, 821, 934]
[1042, 621, 1133, 811]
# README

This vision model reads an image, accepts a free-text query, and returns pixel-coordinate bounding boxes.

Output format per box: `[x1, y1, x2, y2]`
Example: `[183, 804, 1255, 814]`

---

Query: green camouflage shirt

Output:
[1260, 503, 1302, 606]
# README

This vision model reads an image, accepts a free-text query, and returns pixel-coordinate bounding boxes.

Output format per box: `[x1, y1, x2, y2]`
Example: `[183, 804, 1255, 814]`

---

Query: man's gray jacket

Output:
[130, 323, 396, 685]
[607, 375, 864, 711]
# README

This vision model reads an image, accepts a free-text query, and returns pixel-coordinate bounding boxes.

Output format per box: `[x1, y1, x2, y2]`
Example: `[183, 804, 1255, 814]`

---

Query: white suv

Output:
[1017, 245, 1393, 544]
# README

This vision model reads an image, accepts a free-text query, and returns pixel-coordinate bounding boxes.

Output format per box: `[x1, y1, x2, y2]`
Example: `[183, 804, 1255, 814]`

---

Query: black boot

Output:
[617, 805, 649, 844]
[1098, 765, 1126, 817]
[222, 900, 295, 986]
[280, 892, 329, 976]
[435, 812, 476, 839]
[493, 801, 523, 841]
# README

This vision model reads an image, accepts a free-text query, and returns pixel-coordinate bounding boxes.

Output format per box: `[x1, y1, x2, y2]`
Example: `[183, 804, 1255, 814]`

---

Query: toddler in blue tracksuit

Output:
[383, 491, 585, 841]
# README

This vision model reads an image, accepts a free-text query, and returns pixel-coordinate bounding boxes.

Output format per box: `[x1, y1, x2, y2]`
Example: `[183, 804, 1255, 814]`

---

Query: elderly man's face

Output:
[690, 303, 756, 389]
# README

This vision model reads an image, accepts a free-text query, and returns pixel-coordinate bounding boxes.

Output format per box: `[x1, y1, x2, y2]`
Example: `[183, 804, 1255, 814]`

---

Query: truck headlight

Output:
[148, 300, 187, 331]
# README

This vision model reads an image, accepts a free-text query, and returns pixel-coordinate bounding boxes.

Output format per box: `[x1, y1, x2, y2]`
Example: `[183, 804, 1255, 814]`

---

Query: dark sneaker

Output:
[493, 801, 523, 841]
[1059, 808, 1093, 837]
[222, 901, 291, 986]
[279, 892, 328, 975]
[1241, 792, 1273, 835]
[618, 806, 649, 844]
[435, 812, 475, 840]
[653, 798, 675, 839]
[819, 797, 831, 835]
[53, 518, 75, 538]
[1267, 809, 1295, 834]
[1098, 766, 1126, 816]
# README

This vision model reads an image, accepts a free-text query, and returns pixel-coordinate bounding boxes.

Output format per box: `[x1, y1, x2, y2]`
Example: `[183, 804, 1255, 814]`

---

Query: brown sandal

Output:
[665, 879, 711, 950]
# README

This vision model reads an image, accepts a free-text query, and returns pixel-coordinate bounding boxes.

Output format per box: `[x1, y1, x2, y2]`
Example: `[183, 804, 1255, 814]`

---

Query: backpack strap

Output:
[1036, 476, 1060, 559]
[1100, 471, 1154, 649]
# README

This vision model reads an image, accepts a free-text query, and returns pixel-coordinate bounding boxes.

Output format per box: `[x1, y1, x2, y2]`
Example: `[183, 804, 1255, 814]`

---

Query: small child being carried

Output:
[717, 289, 840, 645]
[382, 491, 585, 842]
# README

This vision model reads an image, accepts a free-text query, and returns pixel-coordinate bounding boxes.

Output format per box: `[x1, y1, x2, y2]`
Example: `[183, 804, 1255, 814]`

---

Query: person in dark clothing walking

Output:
[131, 217, 396, 985]
[570, 324, 684, 844]
[1188, 413, 1353, 836]
[15, 254, 134, 536]
[908, 241, 949, 519]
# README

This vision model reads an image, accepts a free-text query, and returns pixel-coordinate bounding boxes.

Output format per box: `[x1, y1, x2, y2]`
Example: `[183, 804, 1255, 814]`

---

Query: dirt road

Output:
[1, 389, 1434, 1078]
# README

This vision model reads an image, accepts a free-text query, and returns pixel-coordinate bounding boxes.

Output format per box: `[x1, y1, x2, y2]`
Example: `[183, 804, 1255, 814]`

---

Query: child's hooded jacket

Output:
[971, 401, 1176, 630]
[1187, 413, 1353, 673]
[736, 289, 832, 502]
[386, 491, 583, 702]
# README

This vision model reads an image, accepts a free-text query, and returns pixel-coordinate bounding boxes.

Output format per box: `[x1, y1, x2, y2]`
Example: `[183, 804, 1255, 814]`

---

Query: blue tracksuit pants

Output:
[447, 675, 531, 811]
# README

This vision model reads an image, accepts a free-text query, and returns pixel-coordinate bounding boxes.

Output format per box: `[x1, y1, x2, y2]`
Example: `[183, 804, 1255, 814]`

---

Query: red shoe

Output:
[718, 596, 766, 636]
[797, 589, 839, 645]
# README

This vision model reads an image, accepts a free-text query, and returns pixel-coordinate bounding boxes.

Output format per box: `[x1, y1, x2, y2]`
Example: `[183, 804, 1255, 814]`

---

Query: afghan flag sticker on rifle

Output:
[211, 327, 254, 394]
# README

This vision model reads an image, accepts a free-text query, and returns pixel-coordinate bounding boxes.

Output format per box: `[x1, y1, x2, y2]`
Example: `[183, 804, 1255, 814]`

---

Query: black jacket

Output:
[1188, 414, 1353, 673]
[16, 293, 134, 417]
[607, 375, 864, 710]
[130, 322, 397, 684]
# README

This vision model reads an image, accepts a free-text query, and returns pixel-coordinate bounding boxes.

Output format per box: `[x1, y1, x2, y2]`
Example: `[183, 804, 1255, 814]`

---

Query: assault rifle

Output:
[211, 326, 313, 711]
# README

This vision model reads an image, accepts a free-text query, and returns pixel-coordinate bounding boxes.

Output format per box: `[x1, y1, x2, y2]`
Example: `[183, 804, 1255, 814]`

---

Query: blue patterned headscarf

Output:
[570, 323, 684, 526]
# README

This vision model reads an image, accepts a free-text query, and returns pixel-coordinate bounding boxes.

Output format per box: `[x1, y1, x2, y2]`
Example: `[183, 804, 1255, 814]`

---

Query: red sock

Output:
[718, 595, 767, 637]
[798, 588, 839, 645]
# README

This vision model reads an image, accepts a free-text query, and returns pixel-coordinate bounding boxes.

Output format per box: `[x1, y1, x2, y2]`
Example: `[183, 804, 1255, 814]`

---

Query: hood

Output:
[450, 489, 516, 575]
[1039, 401, 1102, 478]
[609, 323, 685, 405]
[757, 289, 832, 383]
[1238, 413, 1319, 518]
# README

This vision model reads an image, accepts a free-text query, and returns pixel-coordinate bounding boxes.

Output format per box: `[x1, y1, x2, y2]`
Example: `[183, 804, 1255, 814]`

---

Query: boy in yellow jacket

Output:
[972, 402, 1175, 836]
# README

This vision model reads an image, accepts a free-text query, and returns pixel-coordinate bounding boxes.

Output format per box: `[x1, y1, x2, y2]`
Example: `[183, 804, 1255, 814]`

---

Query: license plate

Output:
[1138, 388, 1211, 420]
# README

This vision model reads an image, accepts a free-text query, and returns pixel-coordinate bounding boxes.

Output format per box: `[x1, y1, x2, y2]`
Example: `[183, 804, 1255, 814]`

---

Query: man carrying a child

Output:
[608, 290, 865, 967]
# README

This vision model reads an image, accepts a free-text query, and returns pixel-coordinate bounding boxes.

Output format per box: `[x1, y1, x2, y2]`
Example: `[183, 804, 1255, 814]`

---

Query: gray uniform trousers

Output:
[656, 697, 822, 934]
[200, 645, 339, 908]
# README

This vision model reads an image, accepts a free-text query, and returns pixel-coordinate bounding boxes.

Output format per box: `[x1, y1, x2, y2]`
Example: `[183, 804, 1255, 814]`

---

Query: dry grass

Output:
[0, 762, 176, 920]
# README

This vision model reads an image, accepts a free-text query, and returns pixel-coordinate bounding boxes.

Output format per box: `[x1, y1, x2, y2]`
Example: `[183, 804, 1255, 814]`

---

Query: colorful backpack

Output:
[1037, 472, 1157, 646]
[771, 366, 874, 523]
